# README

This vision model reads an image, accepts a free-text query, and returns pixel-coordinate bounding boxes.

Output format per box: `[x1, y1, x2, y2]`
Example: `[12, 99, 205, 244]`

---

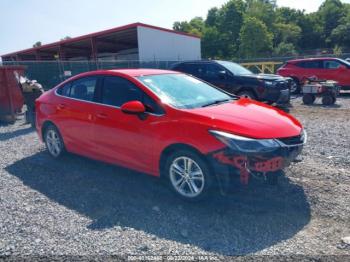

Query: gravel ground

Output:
[0, 94, 350, 260]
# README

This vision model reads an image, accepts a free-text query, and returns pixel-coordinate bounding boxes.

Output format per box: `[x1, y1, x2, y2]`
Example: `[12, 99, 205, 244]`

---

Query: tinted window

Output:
[205, 64, 223, 79]
[324, 60, 341, 69]
[216, 61, 253, 75]
[296, 61, 323, 69]
[178, 63, 206, 77]
[70, 77, 97, 101]
[57, 83, 71, 96]
[102, 76, 163, 114]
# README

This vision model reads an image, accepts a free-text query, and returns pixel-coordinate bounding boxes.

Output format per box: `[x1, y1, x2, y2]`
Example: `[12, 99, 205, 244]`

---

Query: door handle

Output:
[96, 113, 108, 120]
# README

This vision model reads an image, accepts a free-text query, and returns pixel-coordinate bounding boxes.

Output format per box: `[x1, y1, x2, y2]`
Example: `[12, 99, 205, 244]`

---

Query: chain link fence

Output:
[1, 60, 180, 90]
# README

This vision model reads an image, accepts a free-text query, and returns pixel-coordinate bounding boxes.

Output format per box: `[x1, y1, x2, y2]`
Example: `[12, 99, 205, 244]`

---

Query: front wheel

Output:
[165, 150, 213, 201]
[290, 79, 301, 94]
[44, 125, 65, 158]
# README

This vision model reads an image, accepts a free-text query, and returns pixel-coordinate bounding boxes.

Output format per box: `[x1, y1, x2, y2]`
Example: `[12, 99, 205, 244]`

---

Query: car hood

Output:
[184, 98, 302, 139]
[239, 73, 288, 81]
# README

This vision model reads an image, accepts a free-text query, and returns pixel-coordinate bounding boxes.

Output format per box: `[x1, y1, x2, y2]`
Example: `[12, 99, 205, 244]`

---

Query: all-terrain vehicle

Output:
[302, 78, 339, 106]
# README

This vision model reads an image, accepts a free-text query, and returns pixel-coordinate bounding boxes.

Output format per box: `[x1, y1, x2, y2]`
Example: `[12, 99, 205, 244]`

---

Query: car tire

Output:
[303, 94, 316, 105]
[290, 78, 301, 94]
[238, 90, 257, 100]
[322, 95, 334, 106]
[44, 124, 65, 158]
[164, 149, 213, 201]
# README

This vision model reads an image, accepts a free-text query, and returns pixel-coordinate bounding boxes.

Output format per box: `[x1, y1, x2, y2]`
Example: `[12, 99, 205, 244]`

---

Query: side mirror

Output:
[121, 101, 146, 115]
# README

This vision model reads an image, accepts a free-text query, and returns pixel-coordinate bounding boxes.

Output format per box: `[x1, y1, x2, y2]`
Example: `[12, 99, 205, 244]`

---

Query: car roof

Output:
[77, 69, 178, 78]
[287, 57, 337, 63]
[108, 69, 177, 77]
[174, 60, 218, 65]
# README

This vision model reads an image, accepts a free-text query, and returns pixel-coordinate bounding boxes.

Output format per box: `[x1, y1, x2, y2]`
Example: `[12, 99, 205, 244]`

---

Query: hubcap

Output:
[169, 157, 205, 198]
[46, 129, 62, 157]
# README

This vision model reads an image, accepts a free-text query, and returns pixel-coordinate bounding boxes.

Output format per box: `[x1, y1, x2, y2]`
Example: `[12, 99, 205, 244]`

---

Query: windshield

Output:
[217, 61, 253, 75]
[339, 58, 350, 67]
[138, 74, 233, 109]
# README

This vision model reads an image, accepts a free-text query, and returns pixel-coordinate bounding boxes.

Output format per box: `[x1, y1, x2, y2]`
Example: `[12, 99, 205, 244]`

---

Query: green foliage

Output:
[273, 42, 298, 57]
[238, 17, 273, 58]
[33, 41, 42, 48]
[273, 23, 301, 46]
[173, 0, 350, 59]
[246, 0, 275, 28]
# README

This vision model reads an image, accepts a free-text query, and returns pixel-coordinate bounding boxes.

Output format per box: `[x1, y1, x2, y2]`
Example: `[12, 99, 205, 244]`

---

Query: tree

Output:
[331, 22, 350, 47]
[318, 0, 346, 46]
[274, 42, 298, 57]
[33, 41, 42, 48]
[173, 17, 205, 37]
[206, 7, 220, 27]
[60, 36, 72, 41]
[273, 23, 302, 46]
[238, 17, 273, 58]
[246, 0, 276, 28]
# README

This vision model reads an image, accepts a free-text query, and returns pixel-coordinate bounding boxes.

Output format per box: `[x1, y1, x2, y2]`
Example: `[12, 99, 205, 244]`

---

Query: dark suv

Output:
[172, 60, 291, 105]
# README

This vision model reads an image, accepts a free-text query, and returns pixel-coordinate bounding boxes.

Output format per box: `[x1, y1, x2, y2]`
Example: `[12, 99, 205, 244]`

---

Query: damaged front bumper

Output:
[207, 132, 306, 186]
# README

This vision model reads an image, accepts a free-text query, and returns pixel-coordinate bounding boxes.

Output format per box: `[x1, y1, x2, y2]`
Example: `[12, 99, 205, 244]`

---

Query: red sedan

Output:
[36, 69, 306, 200]
[277, 57, 350, 93]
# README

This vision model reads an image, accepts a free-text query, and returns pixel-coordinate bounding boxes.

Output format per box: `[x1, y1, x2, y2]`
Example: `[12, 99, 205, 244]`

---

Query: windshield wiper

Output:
[201, 99, 233, 107]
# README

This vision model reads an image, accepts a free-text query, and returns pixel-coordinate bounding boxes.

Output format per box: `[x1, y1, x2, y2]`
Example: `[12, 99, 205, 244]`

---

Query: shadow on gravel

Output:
[0, 126, 34, 141]
[6, 151, 311, 255]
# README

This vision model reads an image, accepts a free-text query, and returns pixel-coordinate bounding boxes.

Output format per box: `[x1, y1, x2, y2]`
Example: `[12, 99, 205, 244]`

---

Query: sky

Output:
[0, 0, 349, 56]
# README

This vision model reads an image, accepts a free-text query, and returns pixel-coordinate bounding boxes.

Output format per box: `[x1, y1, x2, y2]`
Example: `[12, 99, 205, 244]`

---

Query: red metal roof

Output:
[2, 23, 200, 57]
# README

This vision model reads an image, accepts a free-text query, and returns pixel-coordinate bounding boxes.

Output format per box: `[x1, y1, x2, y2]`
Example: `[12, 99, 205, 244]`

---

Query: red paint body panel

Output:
[277, 57, 350, 88]
[0, 66, 24, 118]
[36, 69, 303, 177]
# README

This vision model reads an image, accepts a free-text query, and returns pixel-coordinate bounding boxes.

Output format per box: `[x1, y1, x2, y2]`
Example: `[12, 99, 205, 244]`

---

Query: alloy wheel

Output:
[45, 129, 62, 157]
[169, 157, 205, 198]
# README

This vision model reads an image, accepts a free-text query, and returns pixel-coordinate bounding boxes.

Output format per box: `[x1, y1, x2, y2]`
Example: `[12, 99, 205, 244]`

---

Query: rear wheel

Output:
[238, 90, 257, 100]
[322, 95, 334, 106]
[165, 150, 213, 201]
[303, 94, 316, 105]
[44, 125, 65, 158]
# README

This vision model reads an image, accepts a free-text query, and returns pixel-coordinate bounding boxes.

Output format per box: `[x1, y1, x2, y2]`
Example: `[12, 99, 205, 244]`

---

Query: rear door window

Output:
[296, 61, 323, 69]
[70, 77, 98, 101]
[57, 83, 71, 96]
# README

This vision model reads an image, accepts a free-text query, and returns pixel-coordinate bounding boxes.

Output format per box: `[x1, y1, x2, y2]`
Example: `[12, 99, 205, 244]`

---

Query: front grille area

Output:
[278, 135, 304, 146]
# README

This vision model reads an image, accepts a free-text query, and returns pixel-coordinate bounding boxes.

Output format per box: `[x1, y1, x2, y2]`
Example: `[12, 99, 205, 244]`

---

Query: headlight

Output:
[209, 130, 280, 153]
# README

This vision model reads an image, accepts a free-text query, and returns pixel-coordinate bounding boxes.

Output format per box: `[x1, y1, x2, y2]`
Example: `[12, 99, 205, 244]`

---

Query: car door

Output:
[321, 60, 347, 85]
[92, 75, 164, 173]
[200, 63, 228, 89]
[297, 60, 323, 81]
[55, 76, 100, 156]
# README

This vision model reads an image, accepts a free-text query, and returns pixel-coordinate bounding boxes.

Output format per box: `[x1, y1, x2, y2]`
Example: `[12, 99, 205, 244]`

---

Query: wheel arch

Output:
[41, 120, 58, 141]
[159, 143, 211, 179]
[236, 87, 258, 99]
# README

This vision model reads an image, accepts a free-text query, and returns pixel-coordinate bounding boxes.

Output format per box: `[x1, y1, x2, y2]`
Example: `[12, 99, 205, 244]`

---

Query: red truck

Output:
[277, 57, 350, 93]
